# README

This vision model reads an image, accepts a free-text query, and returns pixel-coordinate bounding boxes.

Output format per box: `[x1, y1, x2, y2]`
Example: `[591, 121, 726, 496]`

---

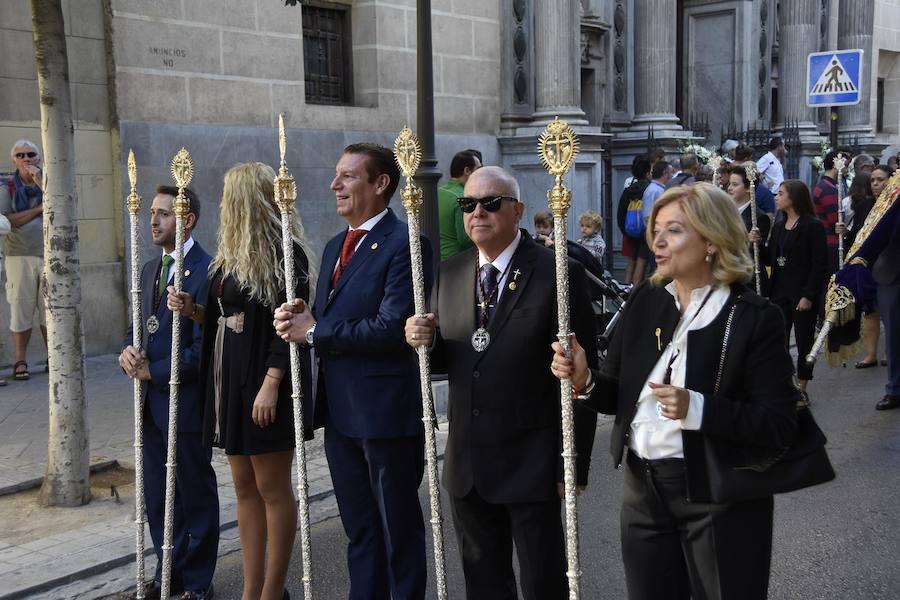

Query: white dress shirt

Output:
[332, 208, 388, 276]
[477, 230, 522, 305]
[756, 151, 784, 191]
[629, 282, 730, 460]
[161, 236, 195, 284]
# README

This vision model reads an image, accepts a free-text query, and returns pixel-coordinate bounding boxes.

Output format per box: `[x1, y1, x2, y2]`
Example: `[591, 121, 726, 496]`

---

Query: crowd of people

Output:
[0, 135, 896, 599]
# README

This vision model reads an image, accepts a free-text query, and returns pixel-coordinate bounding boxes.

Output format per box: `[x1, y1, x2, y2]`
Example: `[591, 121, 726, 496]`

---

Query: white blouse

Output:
[629, 282, 731, 460]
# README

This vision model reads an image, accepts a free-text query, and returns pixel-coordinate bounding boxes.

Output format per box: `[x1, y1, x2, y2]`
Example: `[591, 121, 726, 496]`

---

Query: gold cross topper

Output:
[538, 117, 579, 177]
[394, 126, 423, 215]
[170, 147, 194, 217]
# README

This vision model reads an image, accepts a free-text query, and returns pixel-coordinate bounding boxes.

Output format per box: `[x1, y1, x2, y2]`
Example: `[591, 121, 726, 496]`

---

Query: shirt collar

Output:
[478, 230, 522, 272]
[162, 236, 194, 259]
[738, 200, 751, 214]
[664, 280, 719, 311]
[352, 207, 388, 232]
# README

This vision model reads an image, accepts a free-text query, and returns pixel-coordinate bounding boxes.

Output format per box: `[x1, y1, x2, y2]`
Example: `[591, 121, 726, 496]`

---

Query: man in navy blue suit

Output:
[120, 186, 218, 600]
[274, 143, 433, 599]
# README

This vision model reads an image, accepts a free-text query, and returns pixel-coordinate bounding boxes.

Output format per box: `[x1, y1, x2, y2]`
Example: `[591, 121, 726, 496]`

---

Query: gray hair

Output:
[852, 154, 875, 170]
[468, 165, 521, 199]
[10, 139, 40, 160]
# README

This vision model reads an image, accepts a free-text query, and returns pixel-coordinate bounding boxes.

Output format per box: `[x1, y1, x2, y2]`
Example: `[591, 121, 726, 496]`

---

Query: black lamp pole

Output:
[415, 0, 441, 267]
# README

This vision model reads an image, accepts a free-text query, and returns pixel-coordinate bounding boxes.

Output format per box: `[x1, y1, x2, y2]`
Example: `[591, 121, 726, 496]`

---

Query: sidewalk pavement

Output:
[0, 354, 449, 600]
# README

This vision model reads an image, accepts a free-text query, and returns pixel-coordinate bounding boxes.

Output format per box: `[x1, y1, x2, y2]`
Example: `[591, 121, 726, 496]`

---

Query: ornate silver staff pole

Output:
[273, 114, 314, 600]
[708, 154, 724, 189]
[538, 117, 581, 600]
[126, 150, 147, 599]
[394, 126, 448, 600]
[160, 148, 193, 600]
[834, 152, 847, 266]
[745, 162, 762, 295]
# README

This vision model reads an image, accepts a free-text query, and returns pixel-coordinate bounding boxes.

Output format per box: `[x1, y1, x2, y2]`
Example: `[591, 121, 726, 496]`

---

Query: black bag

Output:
[703, 304, 836, 503]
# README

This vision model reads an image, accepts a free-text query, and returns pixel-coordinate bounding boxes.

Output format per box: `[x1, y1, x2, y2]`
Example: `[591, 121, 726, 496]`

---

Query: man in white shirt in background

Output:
[756, 137, 786, 191]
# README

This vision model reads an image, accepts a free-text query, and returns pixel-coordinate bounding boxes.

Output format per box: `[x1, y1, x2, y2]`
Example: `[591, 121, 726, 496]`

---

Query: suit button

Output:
[472, 408, 480, 416]
[472, 370, 480, 379]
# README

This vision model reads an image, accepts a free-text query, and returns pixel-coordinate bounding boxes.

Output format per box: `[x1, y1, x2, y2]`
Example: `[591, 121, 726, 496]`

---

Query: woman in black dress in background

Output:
[751, 179, 827, 402]
[169, 162, 314, 600]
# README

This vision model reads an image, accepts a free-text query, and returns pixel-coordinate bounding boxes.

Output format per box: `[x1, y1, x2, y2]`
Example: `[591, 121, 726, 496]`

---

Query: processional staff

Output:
[708, 154, 724, 189]
[273, 114, 315, 600]
[393, 126, 448, 600]
[160, 148, 194, 600]
[745, 162, 762, 295]
[538, 117, 582, 600]
[833, 152, 847, 267]
[126, 150, 148, 599]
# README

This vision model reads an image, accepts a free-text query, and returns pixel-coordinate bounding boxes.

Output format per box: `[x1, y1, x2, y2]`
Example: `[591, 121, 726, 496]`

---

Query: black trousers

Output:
[621, 451, 773, 600]
[450, 488, 567, 600]
[774, 298, 818, 380]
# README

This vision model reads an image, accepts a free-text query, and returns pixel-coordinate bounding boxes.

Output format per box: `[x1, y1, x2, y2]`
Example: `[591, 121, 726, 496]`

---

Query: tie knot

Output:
[479, 263, 498, 284]
[162, 254, 174, 267]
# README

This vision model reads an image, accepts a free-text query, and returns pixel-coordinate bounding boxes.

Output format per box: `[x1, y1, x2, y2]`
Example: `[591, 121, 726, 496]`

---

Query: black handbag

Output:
[702, 303, 836, 503]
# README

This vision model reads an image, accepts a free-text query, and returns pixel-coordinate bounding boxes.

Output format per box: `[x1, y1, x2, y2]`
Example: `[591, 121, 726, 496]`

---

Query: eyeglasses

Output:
[457, 195, 518, 213]
[14, 152, 38, 159]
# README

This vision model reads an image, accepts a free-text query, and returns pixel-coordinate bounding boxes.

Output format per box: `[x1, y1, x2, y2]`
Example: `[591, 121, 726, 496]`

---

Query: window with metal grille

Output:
[302, 4, 352, 105]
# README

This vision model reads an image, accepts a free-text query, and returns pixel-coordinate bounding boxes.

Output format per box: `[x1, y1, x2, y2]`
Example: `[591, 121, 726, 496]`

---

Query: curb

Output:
[0, 460, 119, 498]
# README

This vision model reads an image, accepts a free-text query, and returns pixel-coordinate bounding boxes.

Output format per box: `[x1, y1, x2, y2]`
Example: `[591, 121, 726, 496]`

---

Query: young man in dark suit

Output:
[274, 144, 433, 599]
[404, 166, 598, 599]
[119, 187, 218, 600]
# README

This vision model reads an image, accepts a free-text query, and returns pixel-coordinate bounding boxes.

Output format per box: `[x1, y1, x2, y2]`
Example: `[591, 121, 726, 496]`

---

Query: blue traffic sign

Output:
[807, 50, 863, 107]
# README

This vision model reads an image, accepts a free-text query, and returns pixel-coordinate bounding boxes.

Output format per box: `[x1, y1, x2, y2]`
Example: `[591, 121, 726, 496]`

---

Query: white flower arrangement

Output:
[678, 143, 713, 164]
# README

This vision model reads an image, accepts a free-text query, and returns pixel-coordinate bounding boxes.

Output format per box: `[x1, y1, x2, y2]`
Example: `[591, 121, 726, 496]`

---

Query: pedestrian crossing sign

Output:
[807, 50, 863, 107]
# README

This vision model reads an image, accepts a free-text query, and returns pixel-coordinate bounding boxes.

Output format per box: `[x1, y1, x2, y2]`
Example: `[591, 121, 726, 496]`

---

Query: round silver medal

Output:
[146, 315, 160, 334]
[471, 327, 490, 352]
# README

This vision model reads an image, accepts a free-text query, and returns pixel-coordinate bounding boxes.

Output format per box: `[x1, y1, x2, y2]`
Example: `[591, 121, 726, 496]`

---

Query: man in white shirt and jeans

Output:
[756, 137, 786, 192]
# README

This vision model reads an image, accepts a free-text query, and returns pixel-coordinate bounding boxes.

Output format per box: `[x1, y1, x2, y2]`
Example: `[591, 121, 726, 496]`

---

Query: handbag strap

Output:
[713, 299, 739, 395]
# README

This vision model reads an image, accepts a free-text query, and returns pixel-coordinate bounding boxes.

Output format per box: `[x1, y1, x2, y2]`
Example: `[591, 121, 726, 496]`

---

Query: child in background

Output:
[577, 211, 605, 260]
[533, 211, 554, 247]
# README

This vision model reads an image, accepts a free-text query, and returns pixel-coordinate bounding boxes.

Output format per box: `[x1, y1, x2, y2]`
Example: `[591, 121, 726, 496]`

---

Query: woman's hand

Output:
[648, 382, 690, 420]
[747, 228, 761, 244]
[166, 286, 194, 317]
[835, 222, 847, 236]
[550, 335, 589, 392]
[252, 375, 280, 427]
[796, 297, 813, 312]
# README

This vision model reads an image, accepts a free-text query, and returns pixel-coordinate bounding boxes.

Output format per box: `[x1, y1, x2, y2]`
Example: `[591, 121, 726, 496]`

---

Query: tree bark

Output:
[32, 0, 90, 507]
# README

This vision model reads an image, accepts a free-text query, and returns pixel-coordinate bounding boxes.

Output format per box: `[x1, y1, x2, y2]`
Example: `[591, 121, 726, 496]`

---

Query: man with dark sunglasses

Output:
[0, 140, 47, 381]
[405, 166, 598, 599]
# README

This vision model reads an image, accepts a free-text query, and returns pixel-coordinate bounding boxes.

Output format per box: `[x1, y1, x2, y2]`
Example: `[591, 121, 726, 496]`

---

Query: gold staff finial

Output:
[170, 148, 194, 218]
[127, 149, 141, 215]
[744, 161, 758, 185]
[274, 114, 297, 214]
[833, 152, 847, 173]
[538, 117, 579, 217]
[394, 126, 423, 215]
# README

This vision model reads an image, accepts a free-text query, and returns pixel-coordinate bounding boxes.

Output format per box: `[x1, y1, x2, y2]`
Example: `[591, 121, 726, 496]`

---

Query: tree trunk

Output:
[32, 0, 90, 507]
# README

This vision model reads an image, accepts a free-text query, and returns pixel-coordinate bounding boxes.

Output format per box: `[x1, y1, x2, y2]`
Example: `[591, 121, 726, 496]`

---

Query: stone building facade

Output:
[0, 0, 898, 363]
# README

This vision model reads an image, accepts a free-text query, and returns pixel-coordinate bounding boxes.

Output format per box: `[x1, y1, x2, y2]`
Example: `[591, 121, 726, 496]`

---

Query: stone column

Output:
[838, 0, 874, 134]
[531, 0, 587, 124]
[631, 0, 679, 130]
[777, 0, 819, 127]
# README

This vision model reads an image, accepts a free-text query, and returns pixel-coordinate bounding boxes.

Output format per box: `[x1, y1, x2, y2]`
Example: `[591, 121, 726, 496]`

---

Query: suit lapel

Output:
[484, 236, 536, 343]
[315, 235, 342, 314]
[441, 251, 477, 342]
[327, 209, 397, 306]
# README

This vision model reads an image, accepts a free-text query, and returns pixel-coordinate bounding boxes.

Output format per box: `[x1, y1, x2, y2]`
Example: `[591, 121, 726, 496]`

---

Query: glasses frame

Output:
[14, 152, 38, 159]
[456, 195, 519, 213]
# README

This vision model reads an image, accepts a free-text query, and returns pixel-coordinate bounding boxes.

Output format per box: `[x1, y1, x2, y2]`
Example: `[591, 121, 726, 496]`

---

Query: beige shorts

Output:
[5, 255, 46, 332]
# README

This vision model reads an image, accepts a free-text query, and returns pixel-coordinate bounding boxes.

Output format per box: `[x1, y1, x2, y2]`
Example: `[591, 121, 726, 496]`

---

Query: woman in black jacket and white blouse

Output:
[551, 183, 799, 600]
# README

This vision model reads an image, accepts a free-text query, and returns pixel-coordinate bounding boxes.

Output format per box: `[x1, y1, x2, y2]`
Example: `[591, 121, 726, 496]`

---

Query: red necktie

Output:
[331, 228, 369, 288]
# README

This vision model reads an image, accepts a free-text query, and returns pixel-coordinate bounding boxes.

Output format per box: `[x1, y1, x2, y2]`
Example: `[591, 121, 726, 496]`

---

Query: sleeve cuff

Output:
[680, 390, 705, 431]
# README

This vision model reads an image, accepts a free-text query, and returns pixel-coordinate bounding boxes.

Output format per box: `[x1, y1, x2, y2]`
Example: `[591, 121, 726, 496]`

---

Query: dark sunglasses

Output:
[457, 195, 518, 213]
[15, 152, 38, 159]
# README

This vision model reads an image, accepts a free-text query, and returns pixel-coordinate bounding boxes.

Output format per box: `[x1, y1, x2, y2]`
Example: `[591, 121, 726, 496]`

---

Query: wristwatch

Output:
[305, 324, 316, 346]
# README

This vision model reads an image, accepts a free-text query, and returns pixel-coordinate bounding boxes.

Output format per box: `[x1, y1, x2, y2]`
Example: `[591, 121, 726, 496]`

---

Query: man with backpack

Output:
[618, 156, 652, 284]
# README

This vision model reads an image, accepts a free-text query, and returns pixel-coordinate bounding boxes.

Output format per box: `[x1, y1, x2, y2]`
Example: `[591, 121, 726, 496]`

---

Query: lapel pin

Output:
[508, 281, 517, 291]
[371, 242, 378, 250]
[655, 327, 662, 351]
[184, 269, 191, 278]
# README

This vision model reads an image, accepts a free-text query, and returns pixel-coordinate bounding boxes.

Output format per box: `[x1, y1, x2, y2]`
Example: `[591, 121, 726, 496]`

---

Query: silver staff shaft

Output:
[749, 183, 761, 295]
[160, 210, 186, 600]
[806, 317, 834, 366]
[128, 209, 146, 598]
[280, 215, 314, 599]
[553, 215, 581, 600]
[837, 209, 845, 267]
[405, 211, 448, 600]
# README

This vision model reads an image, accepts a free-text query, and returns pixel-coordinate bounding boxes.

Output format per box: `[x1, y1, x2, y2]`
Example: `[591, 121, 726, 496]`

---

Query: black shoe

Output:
[876, 395, 900, 411]
[180, 586, 214, 600]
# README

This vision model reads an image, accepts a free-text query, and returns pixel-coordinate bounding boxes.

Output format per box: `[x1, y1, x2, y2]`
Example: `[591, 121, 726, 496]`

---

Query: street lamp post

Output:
[415, 0, 441, 266]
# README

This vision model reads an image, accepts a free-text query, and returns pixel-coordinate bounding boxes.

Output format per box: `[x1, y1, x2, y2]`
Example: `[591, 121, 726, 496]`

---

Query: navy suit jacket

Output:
[312, 208, 433, 439]
[124, 242, 212, 434]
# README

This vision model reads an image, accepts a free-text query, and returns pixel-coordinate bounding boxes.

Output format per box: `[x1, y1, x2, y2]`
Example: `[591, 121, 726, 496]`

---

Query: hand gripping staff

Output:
[273, 114, 315, 599]
[538, 117, 582, 600]
[126, 150, 148, 598]
[394, 126, 448, 600]
[160, 148, 193, 600]
[745, 162, 762, 295]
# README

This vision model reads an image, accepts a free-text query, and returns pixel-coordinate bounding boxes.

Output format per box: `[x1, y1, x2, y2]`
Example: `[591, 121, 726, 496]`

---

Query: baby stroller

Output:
[582, 268, 630, 361]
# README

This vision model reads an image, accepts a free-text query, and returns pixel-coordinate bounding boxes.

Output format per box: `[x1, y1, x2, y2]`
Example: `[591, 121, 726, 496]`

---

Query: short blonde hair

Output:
[647, 182, 753, 286]
[579, 211, 602, 229]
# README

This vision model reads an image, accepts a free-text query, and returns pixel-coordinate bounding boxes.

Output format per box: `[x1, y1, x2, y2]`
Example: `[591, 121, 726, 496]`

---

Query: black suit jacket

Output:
[741, 204, 771, 293]
[430, 232, 598, 504]
[584, 281, 798, 503]
[762, 215, 828, 302]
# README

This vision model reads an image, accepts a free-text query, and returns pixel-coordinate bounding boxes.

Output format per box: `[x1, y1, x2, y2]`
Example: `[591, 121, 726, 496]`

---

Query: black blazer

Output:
[762, 214, 828, 302]
[584, 281, 798, 503]
[740, 204, 771, 293]
[431, 232, 598, 504]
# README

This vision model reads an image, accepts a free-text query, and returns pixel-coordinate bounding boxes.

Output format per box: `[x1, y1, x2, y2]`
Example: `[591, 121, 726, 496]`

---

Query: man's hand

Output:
[648, 382, 690, 420]
[405, 314, 437, 348]
[797, 297, 813, 312]
[25, 166, 42, 190]
[748, 228, 762, 244]
[273, 298, 315, 343]
[835, 222, 847, 236]
[166, 286, 194, 317]
[119, 345, 147, 379]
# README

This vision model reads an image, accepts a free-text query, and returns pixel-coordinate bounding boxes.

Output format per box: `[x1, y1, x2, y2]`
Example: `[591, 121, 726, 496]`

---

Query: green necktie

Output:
[159, 254, 174, 296]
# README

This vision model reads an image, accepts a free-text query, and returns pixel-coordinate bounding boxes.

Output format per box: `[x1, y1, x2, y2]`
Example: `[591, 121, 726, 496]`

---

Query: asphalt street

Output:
[121, 352, 900, 599]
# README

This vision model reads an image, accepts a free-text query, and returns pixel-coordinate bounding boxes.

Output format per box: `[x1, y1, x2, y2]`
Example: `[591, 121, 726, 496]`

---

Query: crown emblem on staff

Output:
[394, 126, 424, 214]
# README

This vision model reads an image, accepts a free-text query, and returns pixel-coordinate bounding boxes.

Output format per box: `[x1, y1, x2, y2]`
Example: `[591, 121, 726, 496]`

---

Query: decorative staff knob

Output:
[127, 149, 142, 215]
[274, 114, 297, 214]
[394, 126, 424, 215]
[744, 161, 758, 186]
[170, 148, 194, 218]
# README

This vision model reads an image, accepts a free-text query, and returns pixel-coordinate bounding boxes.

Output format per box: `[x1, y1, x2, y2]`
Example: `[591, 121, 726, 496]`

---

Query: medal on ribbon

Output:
[146, 315, 160, 334]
